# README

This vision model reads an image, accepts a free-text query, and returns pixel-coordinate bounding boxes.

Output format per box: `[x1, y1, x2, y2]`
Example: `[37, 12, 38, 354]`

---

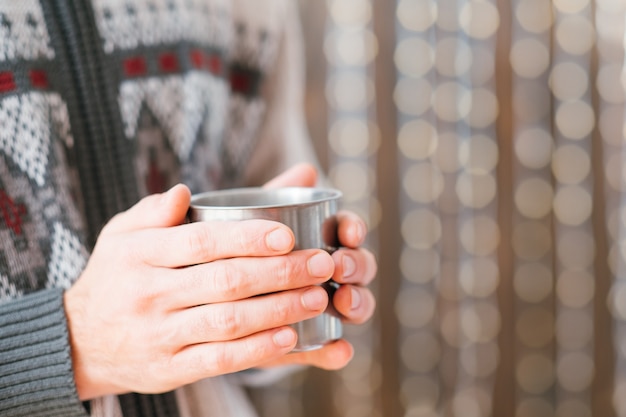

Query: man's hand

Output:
[262, 163, 378, 369]
[64, 183, 335, 400]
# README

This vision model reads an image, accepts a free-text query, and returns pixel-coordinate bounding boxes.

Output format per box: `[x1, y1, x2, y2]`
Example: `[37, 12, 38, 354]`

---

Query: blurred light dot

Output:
[460, 341, 500, 378]
[461, 302, 500, 343]
[325, 29, 378, 66]
[330, 0, 372, 26]
[330, 119, 376, 158]
[466, 88, 499, 128]
[397, 0, 438, 32]
[516, 354, 555, 394]
[549, 62, 589, 101]
[436, 132, 461, 173]
[552, 144, 590, 185]
[459, 257, 499, 298]
[394, 77, 433, 116]
[434, 81, 471, 122]
[395, 37, 434, 77]
[556, 352, 594, 392]
[556, 399, 592, 417]
[555, 15, 595, 55]
[459, 1, 500, 39]
[400, 376, 439, 411]
[512, 221, 552, 261]
[400, 332, 441, 372]
[459, 135, 499, 174]
[557, 230, 595, 269]
[515, 0, 554, 33]
[400, 248, 440, 284]
[514, 262, 553, 303]
[556, 309, 593, 349]
[436, 3, 460, 32]
[395, 287, 436, 328]
[327, 73, 373, 111]
[515, 178, 553, 219]
[557, 270, 594, 308]
[516, 398, 554, 417]
[554, 0, 590, 14]
[435, 37, 472, 77]
[597, 64, 624, 104]
[402, 209, 442, 249]
[553, 185, 592, 226]
[510, 38, 550, 78]
[555, 100, 595, 140]
[398, 119, 437, 160]
[456, 172, 496, 209]
[438, 261, 461, 302]
[460, 216, 500, 256]
[516, 307, 554, 348]
[330, 162, 370, 202]
[452, 387, 491, 417]
[515, 128, 554, 169]
[403, 162, 444, 203]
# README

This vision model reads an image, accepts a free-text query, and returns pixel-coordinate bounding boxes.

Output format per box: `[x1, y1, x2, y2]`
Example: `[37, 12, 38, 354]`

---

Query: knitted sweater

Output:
[0, 1, 315, 416]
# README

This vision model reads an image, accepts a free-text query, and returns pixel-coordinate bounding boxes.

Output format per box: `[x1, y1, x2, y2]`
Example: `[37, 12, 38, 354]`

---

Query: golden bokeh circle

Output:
[400, 376, 440, 411]
[325, 29, 378, 67]
[510, 38, 550, 79]
[398, 119, 438, 160]
[551, 144, 591, 185]
[459, 257, 499, 298]
[553, 185, 593, 226]
[515, 0, 554, 33]
[456, 172, 497, 209]
[470, 45, 495, 85]
[397, 0, 438, 32]
[556, 399, 592, 417]
[597, 64, 625, 104]
[600, 105, 624, 147]
[459, 1, 500, 39]
[400, 248, 440, 284]
[395, 37, 434, 77]
[515, 177, 554, 219]
[516, 354, 555, 394]
[556, 352, 594, 392]
[460, 302, 500, 343]
[554, 0, 590, 13]
[400, 331, 441, 373]
[460, 341, 500, 378]
[327, 72, 374, 111]
[329, 118, 378, 158]
[403, 162, 444, 204]
[435, 131, 462, 173]
[394, 77, 433, 116]
[330, 0, 372, 26]
[556, 269, 595, 308]
[451, 387, 491, 417]
[467, 88, 499, 128]
[549, 62, 589, 101]
[514, 262, 554, 303]
[556, 230, 595, 269]
[402, 208, 442, 249]
[512, 221, 552, 261]
[433, 82, 471, 122]
[555, 100, 595, 140]
[460, 216, 501, 256]
[555, 15, 595, 56]
[556, 309, 593, 349]
[514, 127, 553, 170]
[330, 162, 371, 202]
[435, 37, 472, 77]
[515, 398, 554, 417]
[459, 134, 499, 175]
[395, 287, 436, 328]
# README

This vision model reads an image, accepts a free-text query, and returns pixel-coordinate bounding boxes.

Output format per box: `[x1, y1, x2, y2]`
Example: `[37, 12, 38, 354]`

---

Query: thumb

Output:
[102, 184, 191, 235]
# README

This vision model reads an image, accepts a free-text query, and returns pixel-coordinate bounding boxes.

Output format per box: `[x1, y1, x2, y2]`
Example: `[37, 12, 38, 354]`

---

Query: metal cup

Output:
[188, 187, 343, 352]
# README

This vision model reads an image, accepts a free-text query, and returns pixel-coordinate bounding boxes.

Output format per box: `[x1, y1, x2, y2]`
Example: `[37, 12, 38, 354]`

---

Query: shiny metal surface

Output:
[188, 187, 343, 351]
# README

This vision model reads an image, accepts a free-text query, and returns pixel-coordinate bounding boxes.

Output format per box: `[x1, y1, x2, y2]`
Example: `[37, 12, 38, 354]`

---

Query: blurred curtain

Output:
[248, 1, 626, 416]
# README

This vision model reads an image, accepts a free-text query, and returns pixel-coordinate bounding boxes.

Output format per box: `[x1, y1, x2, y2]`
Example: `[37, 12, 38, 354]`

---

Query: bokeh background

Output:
[249, 1, 626, 416]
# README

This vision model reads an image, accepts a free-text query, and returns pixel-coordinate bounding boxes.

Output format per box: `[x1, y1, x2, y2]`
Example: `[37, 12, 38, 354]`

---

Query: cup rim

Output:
[190, 186, 342, 210]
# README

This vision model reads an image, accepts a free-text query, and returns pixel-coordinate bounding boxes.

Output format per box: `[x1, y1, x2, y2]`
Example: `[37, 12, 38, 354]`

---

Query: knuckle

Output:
[271, 296, 293, 323]
[185, 226, 215, 261]
[208, 304, 240, 336]
[210, 261, 241, 299]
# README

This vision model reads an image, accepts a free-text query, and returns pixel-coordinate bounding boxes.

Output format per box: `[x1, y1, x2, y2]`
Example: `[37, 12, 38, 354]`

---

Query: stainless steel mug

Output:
[188, 187, 343, 351]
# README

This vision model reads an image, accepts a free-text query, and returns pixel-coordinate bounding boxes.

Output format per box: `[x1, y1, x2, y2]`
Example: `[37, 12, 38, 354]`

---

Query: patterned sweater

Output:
[0, 1, 315, 416]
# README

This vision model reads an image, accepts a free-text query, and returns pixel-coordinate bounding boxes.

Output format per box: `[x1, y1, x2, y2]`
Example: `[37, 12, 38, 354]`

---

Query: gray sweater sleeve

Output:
[0, 288, 89, 417]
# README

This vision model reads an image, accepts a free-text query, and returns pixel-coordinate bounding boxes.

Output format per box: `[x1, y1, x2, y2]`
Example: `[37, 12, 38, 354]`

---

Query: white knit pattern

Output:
[0, 273, 22, 301]
[0, 92, 73, 186]
[0, 0, 54, 62]
[91, 0, 233, 54]
[46, 222, 88, 291]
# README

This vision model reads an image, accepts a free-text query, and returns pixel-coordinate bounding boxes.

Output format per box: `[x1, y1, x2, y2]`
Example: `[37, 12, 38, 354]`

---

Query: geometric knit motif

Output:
[46, 221, 88, 291]
[0, 0, 55, 61]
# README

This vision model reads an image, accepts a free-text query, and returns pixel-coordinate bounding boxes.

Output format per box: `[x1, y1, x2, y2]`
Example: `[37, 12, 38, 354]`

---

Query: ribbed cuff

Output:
[0, 288, 88, 417]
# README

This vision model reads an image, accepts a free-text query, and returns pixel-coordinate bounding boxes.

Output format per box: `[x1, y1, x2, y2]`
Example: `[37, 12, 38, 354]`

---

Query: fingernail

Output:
[342, 255, 356, 279]
[302, 287, 328, 310]
[308, 252, 333, 278]
[273, 328, 296, 348]
[351, 288, 361, 310]
[266, 228, 293, 251]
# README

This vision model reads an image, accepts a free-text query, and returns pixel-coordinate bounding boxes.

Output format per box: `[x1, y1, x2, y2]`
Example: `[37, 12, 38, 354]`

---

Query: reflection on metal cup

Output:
[188, 187, 343, 352]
